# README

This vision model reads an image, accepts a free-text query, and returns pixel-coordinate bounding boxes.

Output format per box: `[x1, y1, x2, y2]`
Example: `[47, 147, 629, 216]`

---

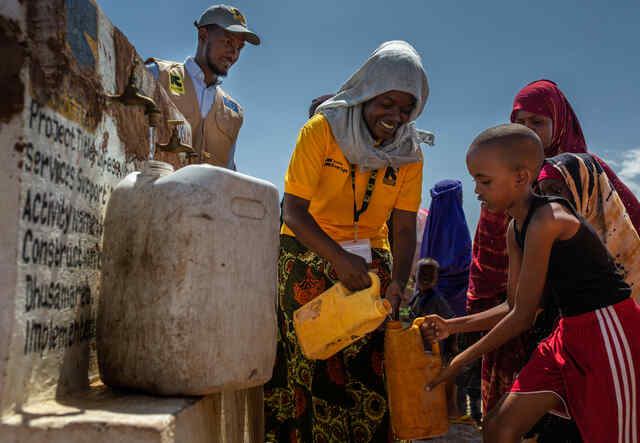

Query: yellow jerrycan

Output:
[385, 317, 449, 440]
[293, 272, 392, 360]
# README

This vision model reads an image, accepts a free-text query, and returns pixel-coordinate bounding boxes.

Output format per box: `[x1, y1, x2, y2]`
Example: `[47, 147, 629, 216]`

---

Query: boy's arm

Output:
[421, 299, 511, 343]
[427, 207, 559, 389]
[421, 221, 522, 342]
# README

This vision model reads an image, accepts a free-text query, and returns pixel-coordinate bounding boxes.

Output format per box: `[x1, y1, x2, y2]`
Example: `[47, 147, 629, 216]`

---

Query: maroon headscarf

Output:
[510, 79, 640, 232]
[510, 79, 587, 156]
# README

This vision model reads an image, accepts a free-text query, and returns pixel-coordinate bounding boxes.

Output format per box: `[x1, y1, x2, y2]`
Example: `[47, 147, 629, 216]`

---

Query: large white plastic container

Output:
[97, 161, 279, 396]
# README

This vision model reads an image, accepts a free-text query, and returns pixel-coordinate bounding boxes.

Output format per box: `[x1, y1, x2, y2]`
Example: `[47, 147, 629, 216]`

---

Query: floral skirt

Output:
[264, 235, 394, 443]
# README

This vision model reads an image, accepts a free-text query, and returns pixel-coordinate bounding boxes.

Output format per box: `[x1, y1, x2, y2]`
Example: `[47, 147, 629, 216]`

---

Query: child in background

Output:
[409, 258, 454, 325]
[422, 123, 640, 442]
[409, 258, 461, 420]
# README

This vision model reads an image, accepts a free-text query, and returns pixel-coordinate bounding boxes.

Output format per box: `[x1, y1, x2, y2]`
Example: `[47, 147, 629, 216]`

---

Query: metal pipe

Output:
[149, 126, 155, 160]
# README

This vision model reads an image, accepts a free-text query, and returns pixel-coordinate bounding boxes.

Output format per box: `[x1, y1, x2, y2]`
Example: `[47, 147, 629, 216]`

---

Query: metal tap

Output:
[156, 120, 195, 155]
[185, 150, 218, 165]
[106, 58, 162, 160]
[106, 58, 160, 124]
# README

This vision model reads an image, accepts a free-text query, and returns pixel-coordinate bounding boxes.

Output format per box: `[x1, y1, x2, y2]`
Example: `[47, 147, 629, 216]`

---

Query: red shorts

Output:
[511, 298, 640, 443]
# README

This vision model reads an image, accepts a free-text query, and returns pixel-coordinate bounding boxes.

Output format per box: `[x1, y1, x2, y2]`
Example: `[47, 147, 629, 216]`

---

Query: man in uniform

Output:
[146, 4, 260, 170]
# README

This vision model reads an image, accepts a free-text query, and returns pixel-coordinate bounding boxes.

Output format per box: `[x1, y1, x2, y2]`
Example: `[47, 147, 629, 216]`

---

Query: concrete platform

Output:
[1, 383, 263, 443]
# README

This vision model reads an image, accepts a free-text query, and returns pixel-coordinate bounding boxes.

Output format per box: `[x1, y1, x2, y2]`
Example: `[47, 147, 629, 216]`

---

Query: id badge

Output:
[340, 238, 372, 263]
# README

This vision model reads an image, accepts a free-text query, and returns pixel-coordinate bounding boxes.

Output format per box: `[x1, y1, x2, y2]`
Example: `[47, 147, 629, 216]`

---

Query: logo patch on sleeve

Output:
[169, 72, 185, 95]
[323, 157, 348, 173]
[222, 96, 239, 113]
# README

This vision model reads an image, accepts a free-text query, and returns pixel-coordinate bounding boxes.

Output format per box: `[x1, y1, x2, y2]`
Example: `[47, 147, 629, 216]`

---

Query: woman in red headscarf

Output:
[511, 79, 640, 230]
[467, 79, 640, 441]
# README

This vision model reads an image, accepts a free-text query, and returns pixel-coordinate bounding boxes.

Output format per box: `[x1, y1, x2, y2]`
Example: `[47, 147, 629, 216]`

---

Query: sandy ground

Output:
[409, 423, 482, 442]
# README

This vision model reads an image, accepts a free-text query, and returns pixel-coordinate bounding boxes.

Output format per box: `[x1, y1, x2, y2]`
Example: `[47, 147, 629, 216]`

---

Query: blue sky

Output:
[100, 0, 640, 231]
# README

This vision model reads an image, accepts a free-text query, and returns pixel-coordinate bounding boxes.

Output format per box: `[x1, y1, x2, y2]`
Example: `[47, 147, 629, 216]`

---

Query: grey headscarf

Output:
[315, 40, 434, 171]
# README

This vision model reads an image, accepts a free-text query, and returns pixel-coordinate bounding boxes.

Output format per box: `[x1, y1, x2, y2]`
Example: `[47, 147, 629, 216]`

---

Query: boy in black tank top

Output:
[420, 124, 638, 443]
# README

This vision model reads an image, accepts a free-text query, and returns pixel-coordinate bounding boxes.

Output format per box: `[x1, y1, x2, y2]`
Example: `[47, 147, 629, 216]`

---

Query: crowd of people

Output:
[150, 5, 640, 442]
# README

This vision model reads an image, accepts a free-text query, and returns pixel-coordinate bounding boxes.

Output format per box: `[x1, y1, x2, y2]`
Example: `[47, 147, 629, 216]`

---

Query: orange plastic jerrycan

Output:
[385, 317, 449, 440]
[293, 272, 392, 360]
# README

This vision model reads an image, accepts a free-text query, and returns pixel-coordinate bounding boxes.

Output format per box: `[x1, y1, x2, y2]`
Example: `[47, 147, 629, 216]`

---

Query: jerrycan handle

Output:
[412, 317, 441, 356]
[339, 272, 380, 296]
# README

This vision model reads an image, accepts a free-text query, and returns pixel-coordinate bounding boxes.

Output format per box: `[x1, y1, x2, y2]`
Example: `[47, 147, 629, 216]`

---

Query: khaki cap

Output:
[195, 4, 260, 45]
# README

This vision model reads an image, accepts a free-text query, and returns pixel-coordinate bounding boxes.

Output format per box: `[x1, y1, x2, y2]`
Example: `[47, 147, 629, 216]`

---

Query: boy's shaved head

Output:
[467, 124, 544, 179]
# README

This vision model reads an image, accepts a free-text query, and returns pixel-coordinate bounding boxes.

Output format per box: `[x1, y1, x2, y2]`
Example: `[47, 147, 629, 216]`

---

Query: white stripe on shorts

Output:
[596, 308, 625, 443]
[602, 307, 631, 443]
[607, 305, 637, 443]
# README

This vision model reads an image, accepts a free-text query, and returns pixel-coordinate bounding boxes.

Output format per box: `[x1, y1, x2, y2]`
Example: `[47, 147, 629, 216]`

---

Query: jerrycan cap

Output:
[378, 299, 393, 316]
[142, 160, 174, 178]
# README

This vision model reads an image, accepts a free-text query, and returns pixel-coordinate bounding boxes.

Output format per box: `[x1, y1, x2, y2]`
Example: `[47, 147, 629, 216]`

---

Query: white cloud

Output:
[618, 148, 640, 195]
[600, 157, 620, 167]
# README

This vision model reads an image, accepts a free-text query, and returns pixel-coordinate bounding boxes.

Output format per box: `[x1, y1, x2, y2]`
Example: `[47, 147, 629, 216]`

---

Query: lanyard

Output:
[350, 164, 378, 240]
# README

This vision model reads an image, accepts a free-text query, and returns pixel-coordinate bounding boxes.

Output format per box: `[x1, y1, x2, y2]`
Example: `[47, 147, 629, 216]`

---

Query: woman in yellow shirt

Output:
[264, 41, 433, 442]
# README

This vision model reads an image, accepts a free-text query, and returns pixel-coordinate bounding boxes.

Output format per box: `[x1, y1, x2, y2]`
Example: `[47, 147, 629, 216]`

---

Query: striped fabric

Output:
[595, 304, 637, 443]
[466, 207, 510, 305]
[546, 153, 640, 302]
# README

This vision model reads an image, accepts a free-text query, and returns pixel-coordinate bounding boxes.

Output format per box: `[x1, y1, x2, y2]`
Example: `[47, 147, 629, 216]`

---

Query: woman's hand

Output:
[420, 315, 452, 343]
[426, 355, 465, 391]
[384, 280, 407, 318]
[332, 250, 371, 291]
[283, 194, 371, 292]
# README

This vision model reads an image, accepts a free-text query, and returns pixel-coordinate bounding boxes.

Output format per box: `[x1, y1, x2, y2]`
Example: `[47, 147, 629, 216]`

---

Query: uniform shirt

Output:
[281, 114, 423, 250]
[147, 57, 237, 170]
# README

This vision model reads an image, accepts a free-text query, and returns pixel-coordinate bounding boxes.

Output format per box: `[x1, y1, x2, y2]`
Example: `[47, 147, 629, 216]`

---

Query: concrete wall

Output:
[1, 3, 267, 441]
[0, 0, 191, 414]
